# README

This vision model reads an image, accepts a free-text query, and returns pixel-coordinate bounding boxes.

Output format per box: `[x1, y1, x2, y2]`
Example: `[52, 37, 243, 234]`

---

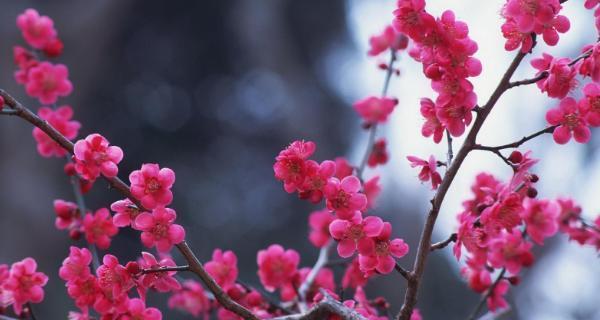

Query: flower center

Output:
[145, 178, 161, 194]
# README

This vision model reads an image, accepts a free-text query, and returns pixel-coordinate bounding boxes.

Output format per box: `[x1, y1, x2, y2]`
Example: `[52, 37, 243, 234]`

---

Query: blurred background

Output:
[0, 0, 599, 319]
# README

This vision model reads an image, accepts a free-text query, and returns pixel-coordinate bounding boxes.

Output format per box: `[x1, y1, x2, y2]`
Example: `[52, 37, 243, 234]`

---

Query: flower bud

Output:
[508, 151, 523, 164]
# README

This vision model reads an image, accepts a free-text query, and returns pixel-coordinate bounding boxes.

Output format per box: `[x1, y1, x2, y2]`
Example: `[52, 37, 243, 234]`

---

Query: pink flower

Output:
[308, 209, 335, 248]
[363, 176, 382, 209]
[521, 198, 559, 245]
[407, 155, 442, 189]
[580, 83, 600, 127]
[65, 275, 100, 310]
[358, 222, 409, 274]
[136, 252, 181, 299]
[461, 259, 492, 293]
[25, 62, 72, 104]
[487, 279, 510, 312]
[54, 199, 80, 230]
[393, 0, 436, 42]
[353, 96, 398, 125]
[299, 160, 336, 203]
[329, 215, 384, 258]
[480, 192, 523, 233]
[368, 25, 408, 56]
[59, 247, 92, 283]
[33, 106, 80, 157]
[134, 207, 185, 252]
[503, 0, 562, 33]
[3, 258, 48, 315]
[205, 249, 238, 289]
[579, 43, 600, 82]
[501, 19, 534, 53]
[96, 255, 134, 298]
[110, 199, 141, 228]
[323, 176, 367, 219]
[120, 298, 162, 320]
[74, 134, 124, 181]
[334, 157, 354, 179]
[420, 98, 445, 143]
[367, 139, 389, 168]
[546, 97, 591, 144]
[129, 163, 176, 209]
[16, 9, 57, 49]
[531, 53, 577, 99]
[342, 258, 370, 289]
[257, 244, 299, 292]
[82, 208, 118, 250]
[168, 280, 210, 318]
[488, 228, 534, 274]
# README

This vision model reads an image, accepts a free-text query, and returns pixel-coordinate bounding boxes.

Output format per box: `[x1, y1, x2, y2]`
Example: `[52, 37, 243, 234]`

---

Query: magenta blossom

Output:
[521, 198, 559, 245]
[546, 97, 591, 144]
[205, 249, 239, 289]
[74, 133, 124, 181]
[256, 244, 299, 292]
[358, 222, 409, 274]
[129, 163, 176, 209]
[531, 53, 577, 99]
[353, 96, 398, 125]
[329, 215, 384, 258]
[24, 62, 72, 104]
[3, 258, 48, 315]
[323, 176, 367, 220]
[407, 155, 442, 189]
[33, 106, 80, 158]
[134, 207, 185, 252]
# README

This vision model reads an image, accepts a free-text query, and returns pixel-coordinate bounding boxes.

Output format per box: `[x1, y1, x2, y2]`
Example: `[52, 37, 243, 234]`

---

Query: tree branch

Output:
[0, 89, 261, 320]
[430, 233, 457, 252]
[272, 291, 367, 320]
[141, 265, 190, 274]
[397, 41, 533, 320]
[446, 130, 454, 166]
[467, 268, 507, 320]
[298, 241, 333, 312]
[474, 126, 557, 151]
[394, 262, 411, 280]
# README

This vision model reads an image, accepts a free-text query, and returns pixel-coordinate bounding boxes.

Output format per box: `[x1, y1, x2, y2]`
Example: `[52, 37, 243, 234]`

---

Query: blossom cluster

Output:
[454, 151, 600, 311]
[0, 258, 48, 316]
[394, 1, 482, 140]
[500, 0, 570, 53]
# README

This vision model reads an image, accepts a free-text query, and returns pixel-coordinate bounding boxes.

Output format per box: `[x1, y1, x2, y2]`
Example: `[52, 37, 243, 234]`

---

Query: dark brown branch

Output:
[467, 268, 507, 320]
[272, 291, 367, 320]
[474, 126, 557, 151]
[395, 262, 412, 280]
[430, 233, 457, 251]
[0, 89, 261, 320]
[397, 41, 533, 320]
[141, 265, 190, 274]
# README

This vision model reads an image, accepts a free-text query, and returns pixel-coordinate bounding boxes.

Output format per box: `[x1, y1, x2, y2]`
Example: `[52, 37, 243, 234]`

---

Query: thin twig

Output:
[0, 89, 261, 320]
[272, 290, 367, 320]
[68, 165, 101, 271]
[474, 126, 557, 151]
[467, 268, 507, 320]
[394, 262, 411, 280]
[298, 241, 333, 312]
[430, 233, 457, 251]
[26, 302, 36, 320]
[446, 130, 454, 166]
[141, 265, 190, 274]
[356, 49, 397, 179]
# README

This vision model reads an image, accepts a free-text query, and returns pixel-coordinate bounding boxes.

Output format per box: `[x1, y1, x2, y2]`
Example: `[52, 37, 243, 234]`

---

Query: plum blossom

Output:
[82, 208, 118, 250]
[545, 97, 591, 144]
[521, 198, 559, 245]
[137, 252, 181, 295]
[134, 207, 185, 252]
[16, 9, 58, 49]
[358, 223, 409, 274]
[3, 258, 48, 315]
[53, 199, 80, 230]
[299, 160, 336, 203]
[129, 163, 176, 209]
[580, 82, 600, 127]
[205, 249, 238, 289]
[308, 209, 334, 248]
[59, 247, 92, 283]
[579, 43, 600, 82]
[110, 199, 141, 228]
[257, 244, 299, 292]
[25, 62, 72, 104]
[367, 139, 389, 168]
[33, 106, 80, 157]
[342, 258, 370, 289]
[407, 155, 442, 189]
[353, 96, 398, 125]
[368, 25, 408, 56]
[488, 228, 534, 274]
[120, 298, 162, 320]
[420, 97, 445, 143]
[273, 140, 315, 193]
[323, 176, 367, 219]
[329, 215, 384, 258]
[74, 133, 123, 181]
[167, 280, 210, 318]
[531, 53, 577, 99]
